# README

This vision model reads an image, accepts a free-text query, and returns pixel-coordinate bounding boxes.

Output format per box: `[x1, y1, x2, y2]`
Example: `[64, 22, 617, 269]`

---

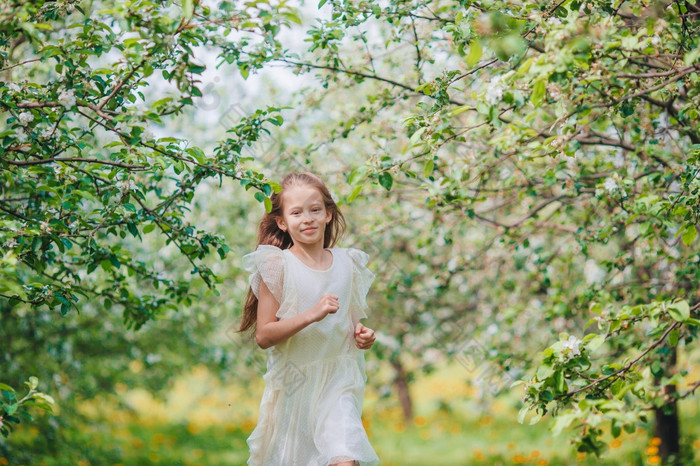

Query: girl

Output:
[239, 172, 380, 466]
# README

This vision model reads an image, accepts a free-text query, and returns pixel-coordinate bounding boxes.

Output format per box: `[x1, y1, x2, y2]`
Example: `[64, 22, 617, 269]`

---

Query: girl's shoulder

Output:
[332, 247, 371, 271]
[241, 244, 286, 272]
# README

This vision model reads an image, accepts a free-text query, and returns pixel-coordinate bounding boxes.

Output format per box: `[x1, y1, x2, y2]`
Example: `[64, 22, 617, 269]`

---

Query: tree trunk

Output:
[391, 358, 413, 422]
[654, 346, 680, 463]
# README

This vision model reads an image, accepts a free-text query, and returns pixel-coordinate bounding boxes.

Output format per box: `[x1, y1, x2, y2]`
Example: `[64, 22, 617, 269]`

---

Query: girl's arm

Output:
[255, 280, 338, 349]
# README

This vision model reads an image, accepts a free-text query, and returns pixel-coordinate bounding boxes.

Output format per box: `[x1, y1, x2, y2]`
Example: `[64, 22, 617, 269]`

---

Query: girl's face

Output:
[276, 184, 332, 247]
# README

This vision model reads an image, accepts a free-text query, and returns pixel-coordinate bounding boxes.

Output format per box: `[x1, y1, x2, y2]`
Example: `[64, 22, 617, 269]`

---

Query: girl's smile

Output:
[276, 184, 331, 247]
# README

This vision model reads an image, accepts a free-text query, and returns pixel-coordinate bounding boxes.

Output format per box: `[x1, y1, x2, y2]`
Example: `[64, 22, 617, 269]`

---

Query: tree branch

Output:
[556, 321, 682, 400]
[276, 58, 467, 106]
[3, 157, 146, 169]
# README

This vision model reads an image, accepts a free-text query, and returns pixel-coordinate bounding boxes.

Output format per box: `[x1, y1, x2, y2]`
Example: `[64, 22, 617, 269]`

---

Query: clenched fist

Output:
[308, 293, 340, 323]
[354, 322, 376, 350]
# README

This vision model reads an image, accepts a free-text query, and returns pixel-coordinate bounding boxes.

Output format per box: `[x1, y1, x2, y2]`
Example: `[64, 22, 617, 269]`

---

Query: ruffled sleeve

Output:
[242, 245, 285, 305]
[347, 247, 375, 324]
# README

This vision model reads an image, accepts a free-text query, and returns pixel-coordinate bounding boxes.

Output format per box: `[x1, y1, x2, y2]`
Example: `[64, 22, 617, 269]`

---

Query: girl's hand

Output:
[308, 293, 339, 323]
[354, 322, 376, 350]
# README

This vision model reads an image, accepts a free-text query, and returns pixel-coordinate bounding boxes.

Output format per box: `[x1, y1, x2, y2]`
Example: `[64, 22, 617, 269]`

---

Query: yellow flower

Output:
[611, 439, 622, 448]
[413, 415, 428, 427]
[648, 455, 661, 464]
[646, 446, 659, 455]
[186, 423, 200, 435]
[241, 418, 256, 432]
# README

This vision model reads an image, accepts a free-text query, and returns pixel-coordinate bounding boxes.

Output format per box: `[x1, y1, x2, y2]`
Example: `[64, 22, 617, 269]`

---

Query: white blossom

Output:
[424, 348, 442, 363]
[40, 128, 53, 138]
[562, 335, 582, 356]
[5, 238, 18, 248]
[18, 111, 34, 125]
[485, 76, 504, 106]
[603, 177, 618, 192]
[145, 353, 161, 364]
[9, 82, 21, 92]
[58, 89, 76, 108]
[650, 36, 660, 46]
[15, 132, 28, 143]
[612, 153, 625, 168]
[584, 259, 606, 284]
[40, 221, 50, 232]
[116, 179, 137, 192]
[547, 83, 563, 101]
[376, 331, 400, 351]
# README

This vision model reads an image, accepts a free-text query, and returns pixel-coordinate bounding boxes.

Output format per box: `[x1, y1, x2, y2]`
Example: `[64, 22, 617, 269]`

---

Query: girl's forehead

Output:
[282, 184, 324, 206]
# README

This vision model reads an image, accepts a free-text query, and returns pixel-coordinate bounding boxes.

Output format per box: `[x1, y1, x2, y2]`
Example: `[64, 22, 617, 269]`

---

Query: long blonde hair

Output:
[239, 172, 346, 332]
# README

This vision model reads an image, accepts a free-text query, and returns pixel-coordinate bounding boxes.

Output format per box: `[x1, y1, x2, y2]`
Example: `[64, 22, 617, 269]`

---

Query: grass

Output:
[2, 363, 699, 465]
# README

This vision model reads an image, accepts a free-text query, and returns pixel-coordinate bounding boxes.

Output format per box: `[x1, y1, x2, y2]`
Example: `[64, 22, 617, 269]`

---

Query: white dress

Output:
[242, 244, 380, 466]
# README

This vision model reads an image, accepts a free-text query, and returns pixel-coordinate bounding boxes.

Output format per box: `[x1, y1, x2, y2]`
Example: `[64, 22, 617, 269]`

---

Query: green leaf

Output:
[183, 0, 194, 18]
[552, 413, 576, 436]
[681, 224, 696, 246]
[536, 364, 554, 381]
[517, 405, 529, 424]
[531, 79, 546, 107]
[554, 370, 567, 394]
[347, 185, 362, 203]
[0, 383, 15, 393]
[409, 127, 426, 146]
[378, 172, 393, 191]
[466, 39, 482, 67]
[585, 334, 606, 352]
[448, 105, 473, 117]
[264, 197, 272, 213]
[669, 328, 679, 347]
[668, 300, 690, 322]
[611, 422, 621, 438]
[423, 159, 434, 178]
[28, 376, 38, 390]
